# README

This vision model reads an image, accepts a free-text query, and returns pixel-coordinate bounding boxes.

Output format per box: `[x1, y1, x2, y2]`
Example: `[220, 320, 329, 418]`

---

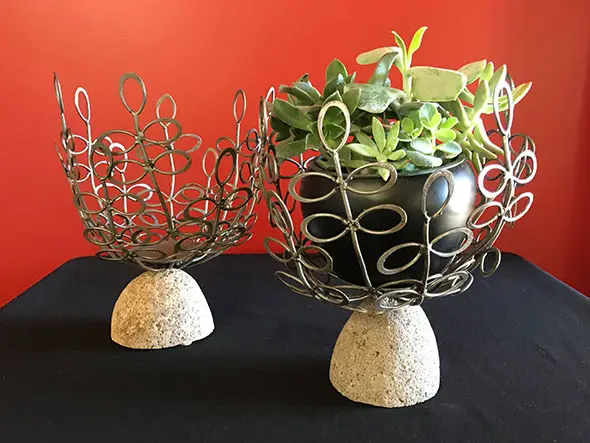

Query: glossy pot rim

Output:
[308, 154, 468, 179]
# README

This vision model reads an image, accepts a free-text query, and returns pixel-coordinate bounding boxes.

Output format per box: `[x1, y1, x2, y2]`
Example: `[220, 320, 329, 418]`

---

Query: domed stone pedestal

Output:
[329, 305, 439, 408]
[111, 269, 214, 349]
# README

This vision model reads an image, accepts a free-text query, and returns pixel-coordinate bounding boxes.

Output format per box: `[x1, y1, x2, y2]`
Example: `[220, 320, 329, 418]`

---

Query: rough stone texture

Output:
[111, 269, 214, 349]
[330, 305, 440, 408]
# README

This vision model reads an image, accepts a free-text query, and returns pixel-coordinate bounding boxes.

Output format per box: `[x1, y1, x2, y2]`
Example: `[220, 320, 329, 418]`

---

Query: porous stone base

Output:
[111, 269, 214, 349]
[329, 305, 440, 408]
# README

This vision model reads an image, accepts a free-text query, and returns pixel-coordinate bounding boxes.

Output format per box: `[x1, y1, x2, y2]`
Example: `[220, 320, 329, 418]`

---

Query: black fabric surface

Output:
[1, 254, 589, 443]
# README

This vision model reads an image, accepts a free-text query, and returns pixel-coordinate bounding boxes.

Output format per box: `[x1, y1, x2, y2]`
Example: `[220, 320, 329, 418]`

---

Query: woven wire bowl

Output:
[54, 73, 262, 271]
[258, 79, 537, 313]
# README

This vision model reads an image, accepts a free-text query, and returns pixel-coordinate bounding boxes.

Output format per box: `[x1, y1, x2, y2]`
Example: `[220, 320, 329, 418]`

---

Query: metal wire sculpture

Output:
[54, 73, 261, 271]
[258, 79, 537, 313]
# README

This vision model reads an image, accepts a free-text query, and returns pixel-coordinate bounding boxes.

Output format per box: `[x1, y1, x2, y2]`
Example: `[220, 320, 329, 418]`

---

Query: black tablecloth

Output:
[1, 254, 589, 442]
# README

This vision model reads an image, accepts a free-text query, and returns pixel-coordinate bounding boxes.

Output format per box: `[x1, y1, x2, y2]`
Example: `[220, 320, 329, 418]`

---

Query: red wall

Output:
[1, 0, 588, 306]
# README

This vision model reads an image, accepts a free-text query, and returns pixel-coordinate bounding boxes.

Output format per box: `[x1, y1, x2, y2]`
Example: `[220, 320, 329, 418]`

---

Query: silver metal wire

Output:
[258, 79, 537, 313]
[54, 73, 261, 271]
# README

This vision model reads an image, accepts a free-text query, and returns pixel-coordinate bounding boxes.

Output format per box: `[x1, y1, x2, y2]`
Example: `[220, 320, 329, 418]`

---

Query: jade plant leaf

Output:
[488, 65, 507, 96]
[323, 74, 345, 98]
[437, 141, 462, 158]
[279, 85, 316, 105]
[407, 67, 467, 102]
[356, 47, 399, 65]
[369, 52, 398, 86]
[272, 99, 314, 131]
[344, 84, 407, 114]
[275, 137, 306, 160]
[408, 26, 428, 57]
[482, 82, 532, 114]
[372, 117, 386, 151]
[473, 79, 490, 116]
[293, 81, 321, 101]
[326, 58, 348, 83]
[406, 150, 443, 167]
[401, 117, 414, 133]
[458, 60, 487, 84]
[306, 133, 323, 151]
[410, 138, 434, 154]
[481, 61, 494, 82]
[270, 115, 291, 134]
[435, 128, 456, 143]
[419, 103, 437, 125]
[342, 88, 360, 114]
[391, 30, 408, 69]
[440, 116, 458, 129]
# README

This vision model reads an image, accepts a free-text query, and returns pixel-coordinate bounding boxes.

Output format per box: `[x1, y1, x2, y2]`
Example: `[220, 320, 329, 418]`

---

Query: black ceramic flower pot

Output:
[299, 156, 477, 286]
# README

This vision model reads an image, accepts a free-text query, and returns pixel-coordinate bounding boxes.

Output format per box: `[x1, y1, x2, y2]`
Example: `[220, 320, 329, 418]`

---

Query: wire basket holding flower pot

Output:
[54, 72, 262, 350]
[258, 27, 536, 408]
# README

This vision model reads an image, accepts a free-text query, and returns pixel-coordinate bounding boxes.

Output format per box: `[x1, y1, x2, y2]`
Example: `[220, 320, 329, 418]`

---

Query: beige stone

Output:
[111, 269, 214, 349]
[329, 305, 439, 408]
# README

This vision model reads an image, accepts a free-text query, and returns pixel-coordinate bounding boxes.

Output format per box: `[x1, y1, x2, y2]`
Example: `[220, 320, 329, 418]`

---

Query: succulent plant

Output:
[269, 26, 532, 178]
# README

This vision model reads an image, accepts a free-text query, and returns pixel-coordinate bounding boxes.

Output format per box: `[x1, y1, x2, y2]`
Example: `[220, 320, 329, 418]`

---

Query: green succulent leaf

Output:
[435, 127, 456, 143]
[392, 159, 410, 170]
[408, 26, 428, 57]
[403, 162, 419, 173]
[482, 82, 532, 114]
[391, 30, 408, 69]
[279, 85, 315, 105]
[323, 90, 343, 104]
[458, 60, 487, 84]
[481, 61, 494, 82]
[326, 58, 348, 83]
[410, 127, 423, 139]
[345, 72, 357, 84]
[458, 89, 475, 104]
[473, 79, 490, 116]
[440, 100, 470, 128]
[372, 117, 386, 151]
[410, 137, 434, 154]
[275, 137, 306, 160]
[407, 66, 467, 102]
[377, 167, 391, 181]
[297, 73, 310, 83]
[401, 117, 414, 133]
[293, 81, 321, 102]
[305, 133, 323, 151]
[354, 130, 378, 152]
[388, 149, 406, 161]
[440, 116, 458, 129]
[356, 47, 399, 65]
[386, 121, 400, 151]
[324, 122, 346, 140]
[488, 64, 507, 96]
[344, 84, 407, 114]
[323, 73, 345, 98]
[342, 88, 361, 114]
[345, 143, 379, 158]
[369, 52, 397, 86]
[418, 103, 437, 124]
[275, 131, 291, 142]
[437, 141, 462, 158]
[272, 99, 314, 131]
[406, 150, 443, 168]
[270, 115, 291, 134]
